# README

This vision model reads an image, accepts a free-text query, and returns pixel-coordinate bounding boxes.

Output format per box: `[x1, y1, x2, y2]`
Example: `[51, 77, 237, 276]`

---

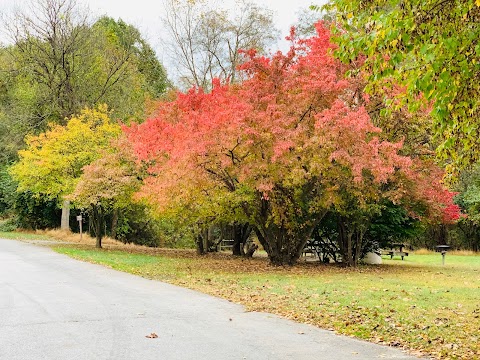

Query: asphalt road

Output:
[0, 239, 422, 360]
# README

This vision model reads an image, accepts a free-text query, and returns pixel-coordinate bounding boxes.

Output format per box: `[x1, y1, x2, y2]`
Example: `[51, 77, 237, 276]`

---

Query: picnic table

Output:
[380, 243, 409, 260]
[217, 239, 234, 251]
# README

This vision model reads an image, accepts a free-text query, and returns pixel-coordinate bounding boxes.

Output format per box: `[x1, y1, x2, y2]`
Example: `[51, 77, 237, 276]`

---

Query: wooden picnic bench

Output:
[380, 243, 409, 260]
[217, 238, 256, 253]
[217, 239, 234, 252]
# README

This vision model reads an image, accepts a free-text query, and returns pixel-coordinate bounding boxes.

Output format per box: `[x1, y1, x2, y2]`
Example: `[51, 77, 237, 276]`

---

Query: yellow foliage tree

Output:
[10, 105, 121, 230]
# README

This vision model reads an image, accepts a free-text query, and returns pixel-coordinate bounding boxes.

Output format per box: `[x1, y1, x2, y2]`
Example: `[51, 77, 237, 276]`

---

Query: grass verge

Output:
[0, 231, 53, 241]
[50, 243, 480, 360]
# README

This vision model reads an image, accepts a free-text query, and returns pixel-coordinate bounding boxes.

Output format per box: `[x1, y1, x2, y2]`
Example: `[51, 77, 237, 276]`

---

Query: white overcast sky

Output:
[1, 0, 326, 44]
[1, 0, 327, 76]
[87, 0, 325, 55]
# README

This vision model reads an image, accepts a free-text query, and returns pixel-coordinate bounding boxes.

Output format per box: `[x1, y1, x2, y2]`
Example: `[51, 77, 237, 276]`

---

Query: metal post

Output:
[77, 215, 83, 241]
[442, 251, 446, 266]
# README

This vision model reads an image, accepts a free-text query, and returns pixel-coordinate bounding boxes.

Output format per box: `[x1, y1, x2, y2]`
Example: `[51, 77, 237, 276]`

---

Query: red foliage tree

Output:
[126, 23, 458, 265]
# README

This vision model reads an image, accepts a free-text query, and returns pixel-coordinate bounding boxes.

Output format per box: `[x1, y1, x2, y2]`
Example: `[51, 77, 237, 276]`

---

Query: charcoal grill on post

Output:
[435, 245, 451, 265]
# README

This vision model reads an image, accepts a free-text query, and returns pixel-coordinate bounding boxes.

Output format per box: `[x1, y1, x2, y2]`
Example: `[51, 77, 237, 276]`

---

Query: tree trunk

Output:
[232, 223, 242, 256]
[338, 216, 355, 267]
[61, 199, 70, 231]
[354, 231, 364, 265]
[347, 232, 353, 267]
[204, 228, 210, 252]
[244, 243, 258, 257]
[337, 218, 347, 264]
[232, 223, 252, 256]
[111, 208, 119, 239]
[254, 224, 313, 266]
[241, 192, 325, 265]
[195, 234, 205, 255]
[92, 205, 103, 248]
[337, 216, 365, 267]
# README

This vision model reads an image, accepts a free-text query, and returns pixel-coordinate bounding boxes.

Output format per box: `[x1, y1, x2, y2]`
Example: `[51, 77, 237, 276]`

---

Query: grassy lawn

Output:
[0, 231, 53, 241]
[52, 244, 479, 359]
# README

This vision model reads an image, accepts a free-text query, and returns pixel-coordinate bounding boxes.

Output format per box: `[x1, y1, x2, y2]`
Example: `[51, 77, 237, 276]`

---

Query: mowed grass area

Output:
[50, 244, 480, 360]
[0, 231, 53, 241]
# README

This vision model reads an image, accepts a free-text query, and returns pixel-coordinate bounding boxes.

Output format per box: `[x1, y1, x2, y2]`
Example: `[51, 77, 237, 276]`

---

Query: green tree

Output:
[0, 0, 170, 160]
[452, 163, 480, 251]
[3, 0, 139, 121]
[325, 0, 480, 180]
[1, 1, 170, 225]
[94, 16, 171, 98]
[0, 46, 45, 163]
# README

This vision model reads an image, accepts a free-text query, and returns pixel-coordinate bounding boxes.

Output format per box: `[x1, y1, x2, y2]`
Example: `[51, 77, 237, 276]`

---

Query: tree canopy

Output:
[10, 105, 121, 201]
[326, 0, 480, 181]
[93, 16, 171, 99]
[69, 137, 139, 248]
[0, 0, 170, 163]
[162, 0, 278, 90]
[126, 23, 457, 265]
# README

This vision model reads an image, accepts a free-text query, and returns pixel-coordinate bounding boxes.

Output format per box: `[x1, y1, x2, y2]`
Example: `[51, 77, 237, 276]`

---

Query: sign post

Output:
[76, 215, 83, 240]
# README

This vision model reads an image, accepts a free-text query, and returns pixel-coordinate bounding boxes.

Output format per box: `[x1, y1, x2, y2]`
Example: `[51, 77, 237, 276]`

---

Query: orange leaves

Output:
[315, 100, 410, 191]
[124, 21, 454, 252]
[69, 137, 139, 209]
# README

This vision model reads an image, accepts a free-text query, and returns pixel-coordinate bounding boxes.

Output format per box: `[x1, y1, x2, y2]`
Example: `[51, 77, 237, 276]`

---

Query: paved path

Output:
[0, 239, 422, 360]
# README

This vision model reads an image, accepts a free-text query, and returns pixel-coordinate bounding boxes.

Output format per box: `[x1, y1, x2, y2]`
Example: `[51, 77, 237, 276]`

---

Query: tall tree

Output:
[93, 16, 171, 99]
[0, 46, 41, 163]
[127, 23, 455, 265]
[325, 0, 480, 181]
[1, 1, 170, 226]
[4, 0, 92, 122]
[162, 0, 278, 90]
[1, 0, 170, 158]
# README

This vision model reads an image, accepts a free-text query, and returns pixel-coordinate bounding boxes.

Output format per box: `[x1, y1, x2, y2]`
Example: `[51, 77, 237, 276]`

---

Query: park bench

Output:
[217, 239, 234, 252]
[301, 239, 339, 263]
[302, 245, 317, 258]
[216, 238, 258, 257]
[380, 243, 409, 260]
